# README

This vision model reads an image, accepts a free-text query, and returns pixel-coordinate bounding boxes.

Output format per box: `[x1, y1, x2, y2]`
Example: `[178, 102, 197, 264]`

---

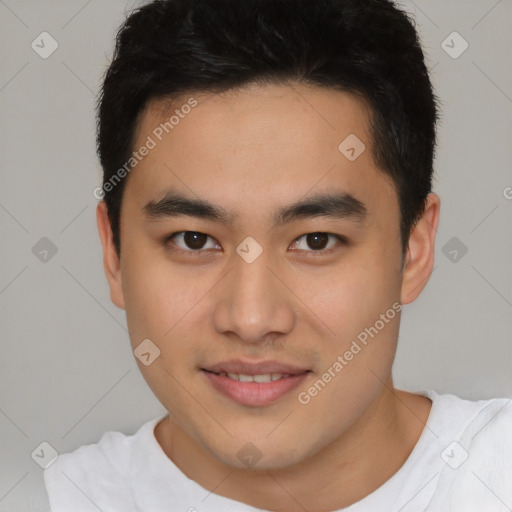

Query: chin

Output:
[208, 434, 311, 472]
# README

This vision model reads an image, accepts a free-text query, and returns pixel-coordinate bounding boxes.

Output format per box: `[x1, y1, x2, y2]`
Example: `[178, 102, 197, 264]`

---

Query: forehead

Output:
[125, 82, 397, 222]
[138, 82, 374, 159]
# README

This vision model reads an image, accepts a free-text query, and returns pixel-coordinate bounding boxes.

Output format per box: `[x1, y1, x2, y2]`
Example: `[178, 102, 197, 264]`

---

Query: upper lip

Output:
[202, 359, 311, 375]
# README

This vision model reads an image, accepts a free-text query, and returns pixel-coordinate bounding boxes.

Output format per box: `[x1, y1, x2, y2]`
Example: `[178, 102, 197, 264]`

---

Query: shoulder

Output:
[433, 392, 512, 443]
[460, 394, 512, 468]
[44, 417, 163, 511]
[428, 391, 512, 465]
[425, 392, 512, 511]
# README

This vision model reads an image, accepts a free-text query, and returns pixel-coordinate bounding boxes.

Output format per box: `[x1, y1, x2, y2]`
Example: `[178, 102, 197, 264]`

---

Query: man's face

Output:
[111, 83, 407, 469]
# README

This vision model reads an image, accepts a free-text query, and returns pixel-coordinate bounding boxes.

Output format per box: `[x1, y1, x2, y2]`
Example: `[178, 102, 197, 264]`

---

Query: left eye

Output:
[289, 232, 344, 252]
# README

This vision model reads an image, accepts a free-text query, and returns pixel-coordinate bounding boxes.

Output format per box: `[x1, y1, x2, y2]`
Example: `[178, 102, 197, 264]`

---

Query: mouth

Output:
[201, 360, 312, 407]
[203, 370, 300, 382]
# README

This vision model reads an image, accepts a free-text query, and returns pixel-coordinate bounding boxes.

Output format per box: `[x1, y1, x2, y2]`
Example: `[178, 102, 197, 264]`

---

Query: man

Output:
[44, 0, 512, 510]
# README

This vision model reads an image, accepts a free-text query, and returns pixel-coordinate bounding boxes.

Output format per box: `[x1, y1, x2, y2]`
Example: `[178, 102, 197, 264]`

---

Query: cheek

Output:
[308, 278, 400, 384]
[295, 287, 400, 442]
[121, 251, 192, 347]
[298, 249, 402, 403]
[303, 255, 401, 341]
[120, 256, 208, 412]
[121, 252, 215, 376]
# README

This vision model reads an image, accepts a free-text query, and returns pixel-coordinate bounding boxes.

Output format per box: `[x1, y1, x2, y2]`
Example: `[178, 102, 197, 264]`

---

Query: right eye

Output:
[164, 231, 221, 253]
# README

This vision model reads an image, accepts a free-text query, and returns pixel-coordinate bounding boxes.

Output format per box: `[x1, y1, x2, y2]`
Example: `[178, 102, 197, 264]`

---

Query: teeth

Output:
[220, 372, 290, 382]
[253, 374, 272, 383]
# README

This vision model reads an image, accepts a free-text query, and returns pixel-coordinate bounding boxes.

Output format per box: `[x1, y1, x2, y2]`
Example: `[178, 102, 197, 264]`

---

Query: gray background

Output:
[0, 0, 511, 510]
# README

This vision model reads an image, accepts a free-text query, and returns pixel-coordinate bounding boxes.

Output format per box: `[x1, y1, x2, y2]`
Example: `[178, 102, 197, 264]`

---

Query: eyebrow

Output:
[143, 190, 367, 228]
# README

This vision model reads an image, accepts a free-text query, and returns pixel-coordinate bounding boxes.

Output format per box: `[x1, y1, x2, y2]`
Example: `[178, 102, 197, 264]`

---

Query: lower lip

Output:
[202, 370, 310, 407]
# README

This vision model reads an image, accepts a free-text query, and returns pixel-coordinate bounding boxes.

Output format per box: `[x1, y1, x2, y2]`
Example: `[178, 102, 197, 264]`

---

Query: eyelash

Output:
[163, 231, 348, 256]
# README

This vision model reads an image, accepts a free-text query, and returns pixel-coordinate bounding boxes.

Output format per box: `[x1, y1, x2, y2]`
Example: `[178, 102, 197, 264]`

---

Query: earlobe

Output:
[400, 193, 440, 304]
[96, 201, 126, 310]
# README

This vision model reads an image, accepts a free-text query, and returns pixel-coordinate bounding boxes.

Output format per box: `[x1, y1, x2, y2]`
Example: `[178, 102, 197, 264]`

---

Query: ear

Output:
[96, 201, 125, 310]
[400, 192, 440, 304]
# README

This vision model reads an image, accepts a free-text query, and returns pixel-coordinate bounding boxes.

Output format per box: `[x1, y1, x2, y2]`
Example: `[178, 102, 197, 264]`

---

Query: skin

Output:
[97, 82, 440, 511]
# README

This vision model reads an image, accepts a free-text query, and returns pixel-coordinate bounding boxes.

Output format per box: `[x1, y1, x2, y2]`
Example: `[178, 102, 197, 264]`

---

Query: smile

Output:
[201, 364, 311, 407]
[208, 371, 292, 382]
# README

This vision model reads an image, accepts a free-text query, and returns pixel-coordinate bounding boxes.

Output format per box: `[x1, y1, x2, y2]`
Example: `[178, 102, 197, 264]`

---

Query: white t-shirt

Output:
[44, 390, 512, 512]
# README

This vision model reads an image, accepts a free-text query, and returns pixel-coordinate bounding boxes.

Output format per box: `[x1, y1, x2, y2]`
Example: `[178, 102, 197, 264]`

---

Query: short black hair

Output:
[97, 0, 439, 257]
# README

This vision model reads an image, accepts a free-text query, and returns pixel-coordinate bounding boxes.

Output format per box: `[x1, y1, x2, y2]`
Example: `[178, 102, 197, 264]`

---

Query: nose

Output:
[212, 250, 295, 344]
